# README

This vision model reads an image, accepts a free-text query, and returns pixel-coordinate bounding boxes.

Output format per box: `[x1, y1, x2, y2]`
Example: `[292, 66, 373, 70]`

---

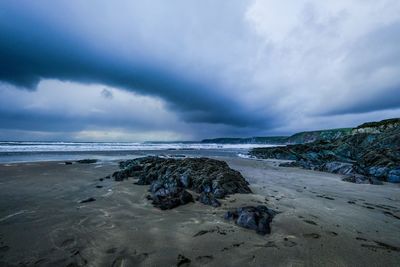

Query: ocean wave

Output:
[0, 141, 276, 152]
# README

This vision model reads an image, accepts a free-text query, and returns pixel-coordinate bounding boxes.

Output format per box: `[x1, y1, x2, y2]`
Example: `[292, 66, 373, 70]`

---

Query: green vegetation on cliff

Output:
[355, 118, 400, 129]
[286, 128, 352, 144]
[202, 128, 352, 145]
[202, 118, 400, 145]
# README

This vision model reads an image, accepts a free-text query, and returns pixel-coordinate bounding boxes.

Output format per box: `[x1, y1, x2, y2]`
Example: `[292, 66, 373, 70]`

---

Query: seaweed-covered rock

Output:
[224, 206, 277, 235]
[112, 157, 252, 209]
[150, 188, 194, 210]
[112, 162, 143, 181]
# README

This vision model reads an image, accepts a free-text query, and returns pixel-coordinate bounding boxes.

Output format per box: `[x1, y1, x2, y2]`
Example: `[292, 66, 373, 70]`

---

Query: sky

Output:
[0, 0, 399, 141]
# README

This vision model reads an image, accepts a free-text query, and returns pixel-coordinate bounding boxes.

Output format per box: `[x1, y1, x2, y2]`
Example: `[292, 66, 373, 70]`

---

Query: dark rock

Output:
[76, 159, 98, 164]
[197, 192, 221, 207]
[79, 197, 96, 203]
[304, 220, 318, 225]
[388, 168, 400, 183]
[177, 254, 191, 267]
[112, 169, 129, 181]
[65, 161, 73, 165]
[342, 174, 383, 185]
[113, 160, 145, 181]
[150, 187, 194, 210]
[320, 161, 353, 175]
[279, 161, 301, 167]
[303, 233, 321, 239]
[342, 174, 370, 184]
[193, 230, 209, 237]
[112, 157, 252, 209]
[224, 205, 277, 235]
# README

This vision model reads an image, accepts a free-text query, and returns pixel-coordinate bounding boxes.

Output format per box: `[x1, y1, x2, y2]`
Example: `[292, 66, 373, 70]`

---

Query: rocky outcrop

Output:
[112, 157, 252, 209]
[109, 157, 280, 234]
[201, 128, 352, 145]
[224, 206, 277, 235]
[352, 118, 400, 134]
[250, 118, 400, 183]
[286, 128, 352, 144]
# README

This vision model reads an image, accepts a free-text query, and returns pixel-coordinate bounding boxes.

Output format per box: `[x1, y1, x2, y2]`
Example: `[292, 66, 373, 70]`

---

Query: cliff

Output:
[250, 118, 400, 183]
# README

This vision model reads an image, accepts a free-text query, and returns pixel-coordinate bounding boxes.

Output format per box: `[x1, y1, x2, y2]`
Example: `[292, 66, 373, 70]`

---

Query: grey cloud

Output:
[0, 0, 400, 141]
[101, 89, 113, 99]
[323, 21, 400, 115]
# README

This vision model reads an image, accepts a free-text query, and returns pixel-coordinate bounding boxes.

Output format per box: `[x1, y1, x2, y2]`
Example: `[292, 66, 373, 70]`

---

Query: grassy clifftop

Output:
[286, 128, 352, 144]
[201, 118, 399, 145]
[202, 128, 352, 145]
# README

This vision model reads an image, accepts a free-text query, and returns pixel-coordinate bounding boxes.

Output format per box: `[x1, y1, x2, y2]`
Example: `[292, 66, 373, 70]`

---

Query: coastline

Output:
[0, 149, 238, 164]
[0, 156, 399, 266]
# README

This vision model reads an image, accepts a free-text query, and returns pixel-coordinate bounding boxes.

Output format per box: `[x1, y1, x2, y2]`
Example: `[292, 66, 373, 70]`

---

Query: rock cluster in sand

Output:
[111, 156, 277, 235]
[112, 157, 252, 209]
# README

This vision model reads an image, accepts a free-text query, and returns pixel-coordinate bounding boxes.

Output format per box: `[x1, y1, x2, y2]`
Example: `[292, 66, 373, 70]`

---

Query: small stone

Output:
[79, 197, 96, 203]
[76, 159, 97, 164]
[224, 205, 277, 235]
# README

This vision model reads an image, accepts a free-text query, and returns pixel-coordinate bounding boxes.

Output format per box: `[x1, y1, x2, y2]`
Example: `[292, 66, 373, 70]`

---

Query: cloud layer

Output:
[0, 0, 399, 140]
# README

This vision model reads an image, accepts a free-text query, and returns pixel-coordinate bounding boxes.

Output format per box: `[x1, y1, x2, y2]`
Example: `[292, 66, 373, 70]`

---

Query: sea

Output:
[0, 141, 276, 163]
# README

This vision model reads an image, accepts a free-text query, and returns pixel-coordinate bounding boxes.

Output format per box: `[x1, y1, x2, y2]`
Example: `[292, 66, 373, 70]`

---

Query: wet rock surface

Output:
[251, 118, 400, 183]
[224, 206, 277, 235]
[112, 157, 252, 209]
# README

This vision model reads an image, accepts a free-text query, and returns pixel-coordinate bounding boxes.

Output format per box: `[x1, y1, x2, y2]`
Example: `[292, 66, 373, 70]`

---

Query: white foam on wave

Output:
[237, 153, 253, 159]
[0, 141, 277, 153]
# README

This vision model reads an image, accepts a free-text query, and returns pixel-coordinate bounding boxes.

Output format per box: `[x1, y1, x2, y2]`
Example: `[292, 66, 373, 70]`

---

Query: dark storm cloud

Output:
[325, 85, 400, 115]
[0, 108, 137, 132]
[0, 1, 273, 129]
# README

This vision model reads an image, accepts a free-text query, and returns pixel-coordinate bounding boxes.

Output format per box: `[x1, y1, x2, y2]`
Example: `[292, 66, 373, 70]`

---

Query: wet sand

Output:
[0, 157, 399, 266]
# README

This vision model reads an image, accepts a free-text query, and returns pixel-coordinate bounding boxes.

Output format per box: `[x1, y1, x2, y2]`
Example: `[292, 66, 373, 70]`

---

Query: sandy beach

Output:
[0, 157, 399, 267]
